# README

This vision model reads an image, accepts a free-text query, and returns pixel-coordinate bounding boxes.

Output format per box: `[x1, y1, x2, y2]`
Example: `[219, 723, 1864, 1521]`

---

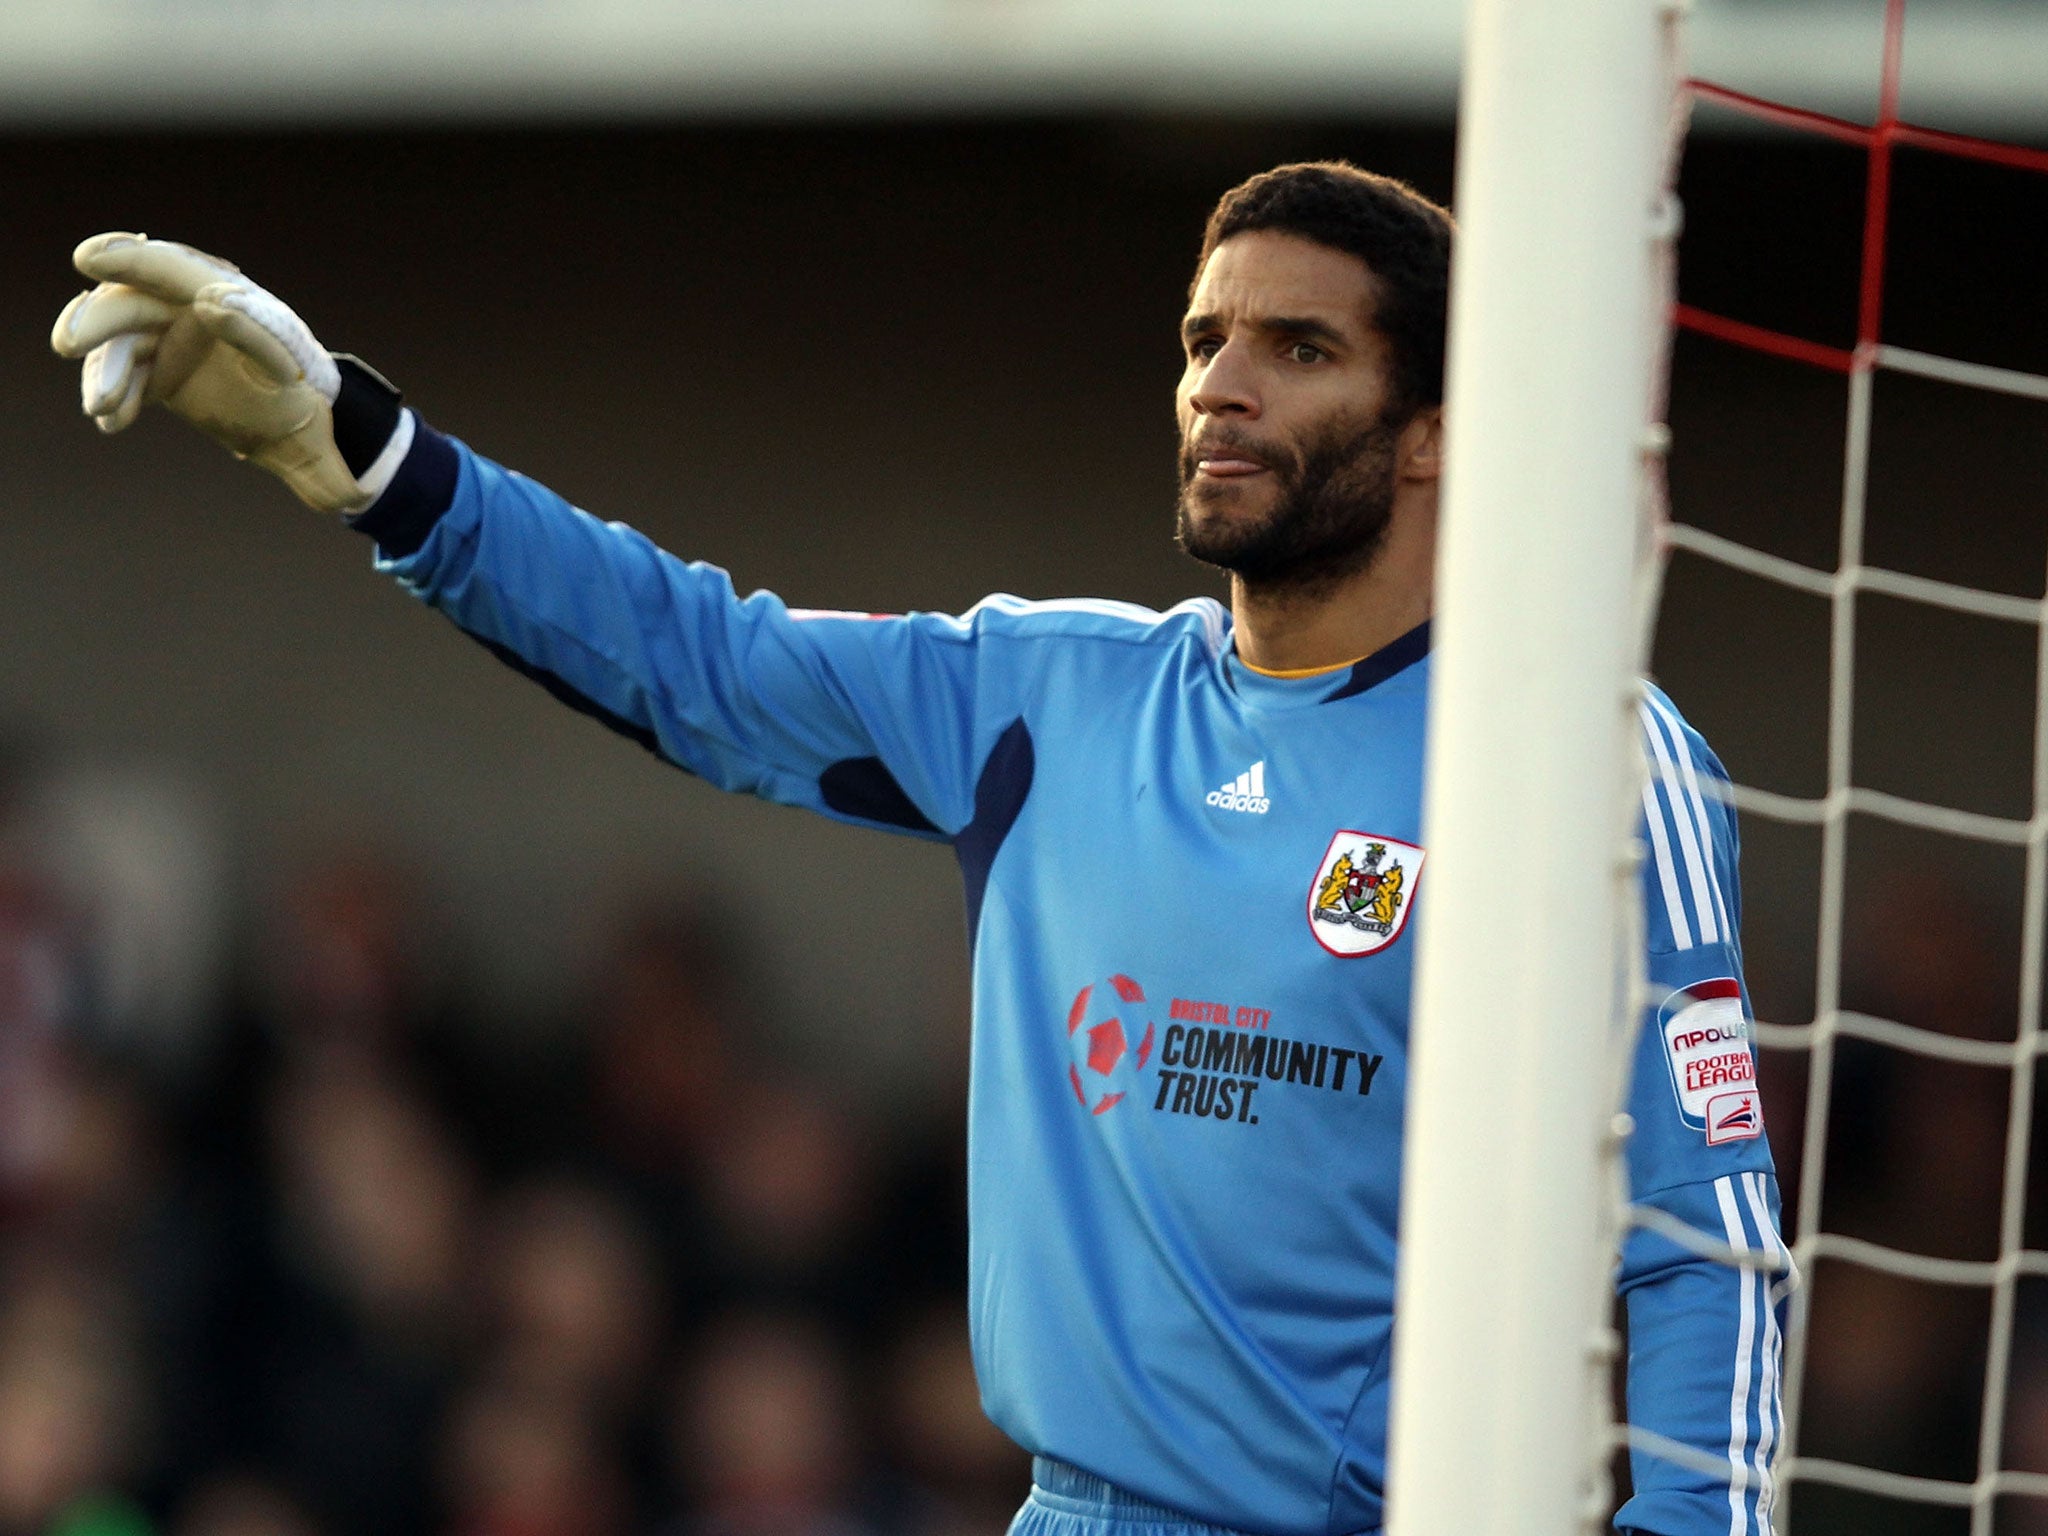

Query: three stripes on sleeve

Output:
[1639, 688, 1735, 955]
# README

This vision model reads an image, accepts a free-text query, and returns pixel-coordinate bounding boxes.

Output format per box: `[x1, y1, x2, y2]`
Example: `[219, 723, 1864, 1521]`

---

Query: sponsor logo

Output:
[1061, 980, 1384, 1127]
[1658, 979, 1762, 1144]
[1307, 832, 1424, 957]
[1152, 1020, 1384, 1125]
[1206, 760, 1271, 815]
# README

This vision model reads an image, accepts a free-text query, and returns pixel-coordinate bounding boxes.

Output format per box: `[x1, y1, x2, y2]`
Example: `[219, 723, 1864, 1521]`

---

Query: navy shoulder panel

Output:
[819, 757, 942, 834]
[954, 717, 1035, 947]
[1324, 620, 1432, 701]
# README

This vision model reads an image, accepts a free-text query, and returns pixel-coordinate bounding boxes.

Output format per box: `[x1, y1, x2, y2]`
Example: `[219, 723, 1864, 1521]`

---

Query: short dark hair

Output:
[1195, 161, 1454, 420]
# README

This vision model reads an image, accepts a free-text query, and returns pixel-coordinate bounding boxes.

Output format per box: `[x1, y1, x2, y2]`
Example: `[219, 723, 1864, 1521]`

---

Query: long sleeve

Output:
[1615, 687, 1788, 1536]
[349, 419, 1012, 841]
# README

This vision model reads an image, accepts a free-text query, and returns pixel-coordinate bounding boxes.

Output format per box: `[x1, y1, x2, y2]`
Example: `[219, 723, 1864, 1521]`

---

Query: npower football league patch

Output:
[1658, 978, 1762, 1146]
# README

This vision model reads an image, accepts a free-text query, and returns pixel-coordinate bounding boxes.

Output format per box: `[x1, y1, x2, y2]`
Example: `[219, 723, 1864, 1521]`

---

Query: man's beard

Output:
[1175, 410, 1402, 597]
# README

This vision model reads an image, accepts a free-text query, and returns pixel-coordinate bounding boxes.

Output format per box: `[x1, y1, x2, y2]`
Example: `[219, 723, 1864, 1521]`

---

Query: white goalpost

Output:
[1386, 2, 1686, 1533]
[1397, 0, 2048, 1530]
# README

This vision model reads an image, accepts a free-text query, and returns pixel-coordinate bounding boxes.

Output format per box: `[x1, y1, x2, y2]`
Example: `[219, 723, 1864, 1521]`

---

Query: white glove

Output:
[51, 234, 392, 514]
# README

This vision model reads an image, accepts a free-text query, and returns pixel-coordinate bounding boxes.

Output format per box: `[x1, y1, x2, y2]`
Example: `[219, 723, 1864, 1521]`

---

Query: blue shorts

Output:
[1011, 1460, 1258, 1536]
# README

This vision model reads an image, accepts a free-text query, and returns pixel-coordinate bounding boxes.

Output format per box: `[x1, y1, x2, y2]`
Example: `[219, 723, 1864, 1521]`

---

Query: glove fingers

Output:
[74, 233, 242, 305]
[52, 282, 179, 358]
[50, 288, 94, 357]
[95, 360, 153, 435]
[81, 331, 157, 418]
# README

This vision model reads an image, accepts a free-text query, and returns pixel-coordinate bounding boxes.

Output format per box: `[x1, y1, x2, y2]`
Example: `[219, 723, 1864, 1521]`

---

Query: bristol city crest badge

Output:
[1307, 831, 1424, 957]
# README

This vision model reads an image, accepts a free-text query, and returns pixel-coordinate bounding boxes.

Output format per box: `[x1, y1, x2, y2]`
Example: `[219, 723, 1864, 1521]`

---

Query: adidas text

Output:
[1206, 761, 1271, 815]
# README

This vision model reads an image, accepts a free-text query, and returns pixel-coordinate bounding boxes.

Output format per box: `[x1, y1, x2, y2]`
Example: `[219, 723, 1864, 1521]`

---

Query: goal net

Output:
[1659, 3, 2048, 1533]
[1392, 1, 2048, 1533]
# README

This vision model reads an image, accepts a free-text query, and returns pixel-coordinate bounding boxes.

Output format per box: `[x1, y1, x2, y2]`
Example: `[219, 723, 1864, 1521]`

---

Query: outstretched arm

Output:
[352, 427, 997, 835]
[49, 234, 1003, 839]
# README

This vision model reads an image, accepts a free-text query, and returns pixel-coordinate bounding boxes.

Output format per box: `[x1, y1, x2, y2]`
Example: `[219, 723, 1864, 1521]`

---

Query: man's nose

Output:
[1186, 342, 1260, 419]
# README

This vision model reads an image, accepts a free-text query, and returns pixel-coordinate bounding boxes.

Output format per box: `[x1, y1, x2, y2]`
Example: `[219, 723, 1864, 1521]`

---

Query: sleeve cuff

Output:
[345, 415, 461, 558]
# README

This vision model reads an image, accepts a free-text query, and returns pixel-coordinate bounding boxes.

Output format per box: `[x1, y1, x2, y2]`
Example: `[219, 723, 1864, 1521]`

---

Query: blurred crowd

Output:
[1755, 869, 2048, 1536]
[17, 734, 2048, 1536]
[0, 749, 1025, 1536]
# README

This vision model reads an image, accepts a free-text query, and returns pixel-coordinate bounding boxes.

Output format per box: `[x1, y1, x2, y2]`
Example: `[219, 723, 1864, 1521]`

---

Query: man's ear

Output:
[1398, 407, 1444, 483]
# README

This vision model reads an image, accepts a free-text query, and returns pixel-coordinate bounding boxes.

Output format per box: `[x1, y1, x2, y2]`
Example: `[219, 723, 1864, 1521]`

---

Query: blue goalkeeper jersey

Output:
[354, 423, 1787, 1536]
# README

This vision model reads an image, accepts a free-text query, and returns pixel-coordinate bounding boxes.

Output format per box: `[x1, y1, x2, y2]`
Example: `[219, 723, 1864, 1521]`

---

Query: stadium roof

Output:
[6, 0, 2044, 132]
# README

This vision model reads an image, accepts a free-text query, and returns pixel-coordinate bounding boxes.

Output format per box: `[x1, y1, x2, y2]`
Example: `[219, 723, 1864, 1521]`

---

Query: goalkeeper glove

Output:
[50, 234, 405, 515]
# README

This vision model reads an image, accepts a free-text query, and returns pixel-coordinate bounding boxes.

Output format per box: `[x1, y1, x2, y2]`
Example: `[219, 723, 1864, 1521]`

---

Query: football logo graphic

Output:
[1066, 974, 1157, 1115]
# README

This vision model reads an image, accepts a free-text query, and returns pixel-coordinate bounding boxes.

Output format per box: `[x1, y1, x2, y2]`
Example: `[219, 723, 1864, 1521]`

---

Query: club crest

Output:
[1307, 831, 1424, 957]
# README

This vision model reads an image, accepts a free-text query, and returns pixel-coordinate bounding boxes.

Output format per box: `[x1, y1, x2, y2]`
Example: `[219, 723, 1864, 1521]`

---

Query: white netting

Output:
[1605, 1, 2048, 1531]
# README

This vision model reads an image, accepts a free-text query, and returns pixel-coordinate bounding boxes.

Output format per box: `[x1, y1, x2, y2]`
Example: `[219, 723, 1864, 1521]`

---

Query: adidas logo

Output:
[1205, 760, 1271, 815]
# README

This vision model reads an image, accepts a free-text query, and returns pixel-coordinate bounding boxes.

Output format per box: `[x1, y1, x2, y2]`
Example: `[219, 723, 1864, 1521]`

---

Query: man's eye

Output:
[1289, 342, 1324, 364]
[1189, 337, 1222, 362]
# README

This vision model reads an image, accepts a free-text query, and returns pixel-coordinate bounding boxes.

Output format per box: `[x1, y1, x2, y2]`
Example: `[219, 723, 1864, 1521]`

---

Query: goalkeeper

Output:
[51, 165, 1786, 1536]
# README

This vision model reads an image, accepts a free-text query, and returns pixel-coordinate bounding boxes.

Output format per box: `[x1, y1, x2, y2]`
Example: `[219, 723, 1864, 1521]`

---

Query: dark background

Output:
[1, 107, 2045, 1536]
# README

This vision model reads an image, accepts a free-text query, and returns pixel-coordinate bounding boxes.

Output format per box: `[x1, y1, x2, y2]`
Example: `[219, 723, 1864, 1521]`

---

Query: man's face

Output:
[1175, 230, 1408, 589]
